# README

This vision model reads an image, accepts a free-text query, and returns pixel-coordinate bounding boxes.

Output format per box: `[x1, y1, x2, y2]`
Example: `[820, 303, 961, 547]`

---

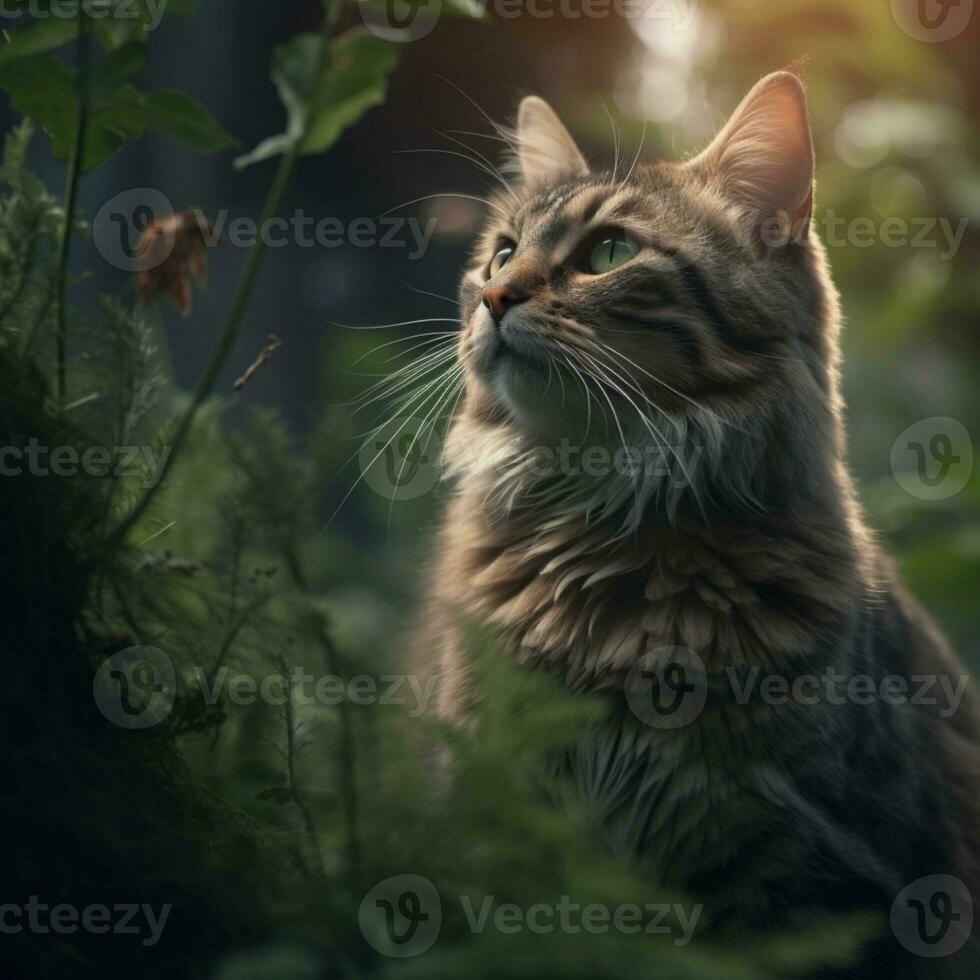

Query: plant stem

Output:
[281, 661, 326, 878]
[110, 143, 300, 546]
[284, 546, 361, 872]
[55, 12, 91, 406]
[325, 0, 349, 36]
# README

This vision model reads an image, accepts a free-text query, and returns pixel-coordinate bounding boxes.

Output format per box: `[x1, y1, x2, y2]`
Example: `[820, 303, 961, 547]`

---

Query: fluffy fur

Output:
[411, 72, 980, 975]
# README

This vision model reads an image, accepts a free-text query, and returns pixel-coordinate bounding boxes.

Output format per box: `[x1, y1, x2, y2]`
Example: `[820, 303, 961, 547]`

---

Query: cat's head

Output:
[450, 71, 842, 525]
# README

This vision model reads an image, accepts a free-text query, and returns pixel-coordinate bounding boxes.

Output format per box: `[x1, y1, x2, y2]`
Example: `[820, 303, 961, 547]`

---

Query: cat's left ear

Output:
[690, 71, 814, 232]
[514, 96, 589, 188]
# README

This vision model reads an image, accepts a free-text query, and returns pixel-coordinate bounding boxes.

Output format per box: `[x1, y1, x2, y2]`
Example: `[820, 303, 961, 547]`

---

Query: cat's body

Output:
[412, 73, 980, 974]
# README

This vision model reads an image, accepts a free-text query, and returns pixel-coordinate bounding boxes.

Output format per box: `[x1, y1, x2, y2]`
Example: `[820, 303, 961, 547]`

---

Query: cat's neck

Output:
[437, 424, 875, 688]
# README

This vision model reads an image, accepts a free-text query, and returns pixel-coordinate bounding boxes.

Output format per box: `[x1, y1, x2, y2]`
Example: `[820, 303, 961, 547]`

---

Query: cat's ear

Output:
[691, 71, 814, 230]
[514, 96, 588, 187]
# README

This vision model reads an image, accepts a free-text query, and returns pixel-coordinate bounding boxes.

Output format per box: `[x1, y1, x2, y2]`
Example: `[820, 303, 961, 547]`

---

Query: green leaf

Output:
[301, 32, 399, 156]
[82, 87, 147, 171]
[88, 42, 147, 105]
[90, 0, 200, 50]
[0, 54, 130, 172]
[273, 33, 324, 140]
[141, 90, 240, 152]
[0, 55, 78, 163]
[235, 30, 398, 169]
[0, 17, 80, 68]
[0, 51, 236, 173]
[234, 133, 295, 169]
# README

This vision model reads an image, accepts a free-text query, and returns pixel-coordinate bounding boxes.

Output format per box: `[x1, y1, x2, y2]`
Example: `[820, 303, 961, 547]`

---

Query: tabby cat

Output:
[412, 72, 980, 976]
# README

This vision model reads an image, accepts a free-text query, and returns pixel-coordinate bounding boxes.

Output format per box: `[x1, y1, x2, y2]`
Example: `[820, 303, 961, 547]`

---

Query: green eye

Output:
[588, 238, 638, 274]
[488, 245, 514, 278]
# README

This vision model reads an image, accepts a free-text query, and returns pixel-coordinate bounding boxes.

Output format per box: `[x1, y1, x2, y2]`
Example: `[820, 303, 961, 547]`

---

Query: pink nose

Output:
[481, 284, 518, 321]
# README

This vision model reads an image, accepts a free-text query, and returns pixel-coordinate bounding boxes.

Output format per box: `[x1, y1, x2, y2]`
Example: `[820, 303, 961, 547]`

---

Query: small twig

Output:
[135, 520, 176, 549]
[233, 334, 281, 391]
[63, 392, 101, 412]
[109, 140, 300, 546]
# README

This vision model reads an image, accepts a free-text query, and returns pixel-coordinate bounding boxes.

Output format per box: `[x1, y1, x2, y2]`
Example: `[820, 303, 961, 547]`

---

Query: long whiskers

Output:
[555, 342, 604, 445]
[589, 337, 749, 434]
[561, 340, 709, 523]
[329, 316, 459, 332]
[377, 192, 509, 222]
[395, 147, 517, 203]
[386, 364, 466, 530]
[324, 358, 464, 531]
[430, 74, 518, 156]
[350, 330, 459, 367]
[346, 344, 458, 414]
[393, 278, 458, 307]
[622, 120, 647, 186]
[601, 99, 621, 182]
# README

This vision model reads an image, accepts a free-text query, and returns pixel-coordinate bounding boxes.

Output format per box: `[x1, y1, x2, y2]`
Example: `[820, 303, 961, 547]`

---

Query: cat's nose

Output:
[481, 284, 520, 322]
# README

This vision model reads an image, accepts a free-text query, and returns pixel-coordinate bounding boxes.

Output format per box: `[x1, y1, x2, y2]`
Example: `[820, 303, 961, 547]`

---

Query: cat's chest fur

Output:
[432, 496, 870, 907]
[436, 494, 863, 690]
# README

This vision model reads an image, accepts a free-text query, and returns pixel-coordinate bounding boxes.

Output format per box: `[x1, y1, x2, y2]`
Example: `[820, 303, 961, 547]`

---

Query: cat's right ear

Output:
[689, 71, 814, 233]
[513, 96, 589, 188]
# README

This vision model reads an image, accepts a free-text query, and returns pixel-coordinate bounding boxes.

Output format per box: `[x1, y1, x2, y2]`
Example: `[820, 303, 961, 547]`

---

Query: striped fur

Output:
[412, 73, 979, 974]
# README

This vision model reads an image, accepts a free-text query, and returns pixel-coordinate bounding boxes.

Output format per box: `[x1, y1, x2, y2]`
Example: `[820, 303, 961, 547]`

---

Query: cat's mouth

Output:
[469, 310, 556, 414]
[493, 327, 548, 370]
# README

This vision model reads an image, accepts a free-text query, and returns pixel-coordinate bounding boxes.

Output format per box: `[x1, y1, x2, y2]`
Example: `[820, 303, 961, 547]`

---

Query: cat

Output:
[411, 71, 980, 976]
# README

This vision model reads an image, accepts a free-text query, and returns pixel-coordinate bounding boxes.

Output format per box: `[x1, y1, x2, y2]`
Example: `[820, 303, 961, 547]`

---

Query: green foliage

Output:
[0, 7, 235, 172]
[1, 2, 974, 977]
[0, 99, 877, 970]
[235, 31, 400, 169]
[0, 16, 80, 66]
[0, 122, 63, 354]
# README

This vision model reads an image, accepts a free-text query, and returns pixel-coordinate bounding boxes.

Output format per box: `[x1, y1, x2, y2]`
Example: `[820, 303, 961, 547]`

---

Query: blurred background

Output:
[1, 1, 978, 975]
[20, 0, 972, 659]
[2, 0, 978, 803]
[4, 0, 980, 704]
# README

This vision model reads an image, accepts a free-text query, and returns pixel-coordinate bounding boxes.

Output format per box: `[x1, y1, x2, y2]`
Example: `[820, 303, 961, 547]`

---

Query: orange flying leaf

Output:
[136, 210, 213, 316]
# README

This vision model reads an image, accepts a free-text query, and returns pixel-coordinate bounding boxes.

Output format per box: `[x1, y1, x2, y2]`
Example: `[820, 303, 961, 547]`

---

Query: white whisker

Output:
[377, 193, 508, 221]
